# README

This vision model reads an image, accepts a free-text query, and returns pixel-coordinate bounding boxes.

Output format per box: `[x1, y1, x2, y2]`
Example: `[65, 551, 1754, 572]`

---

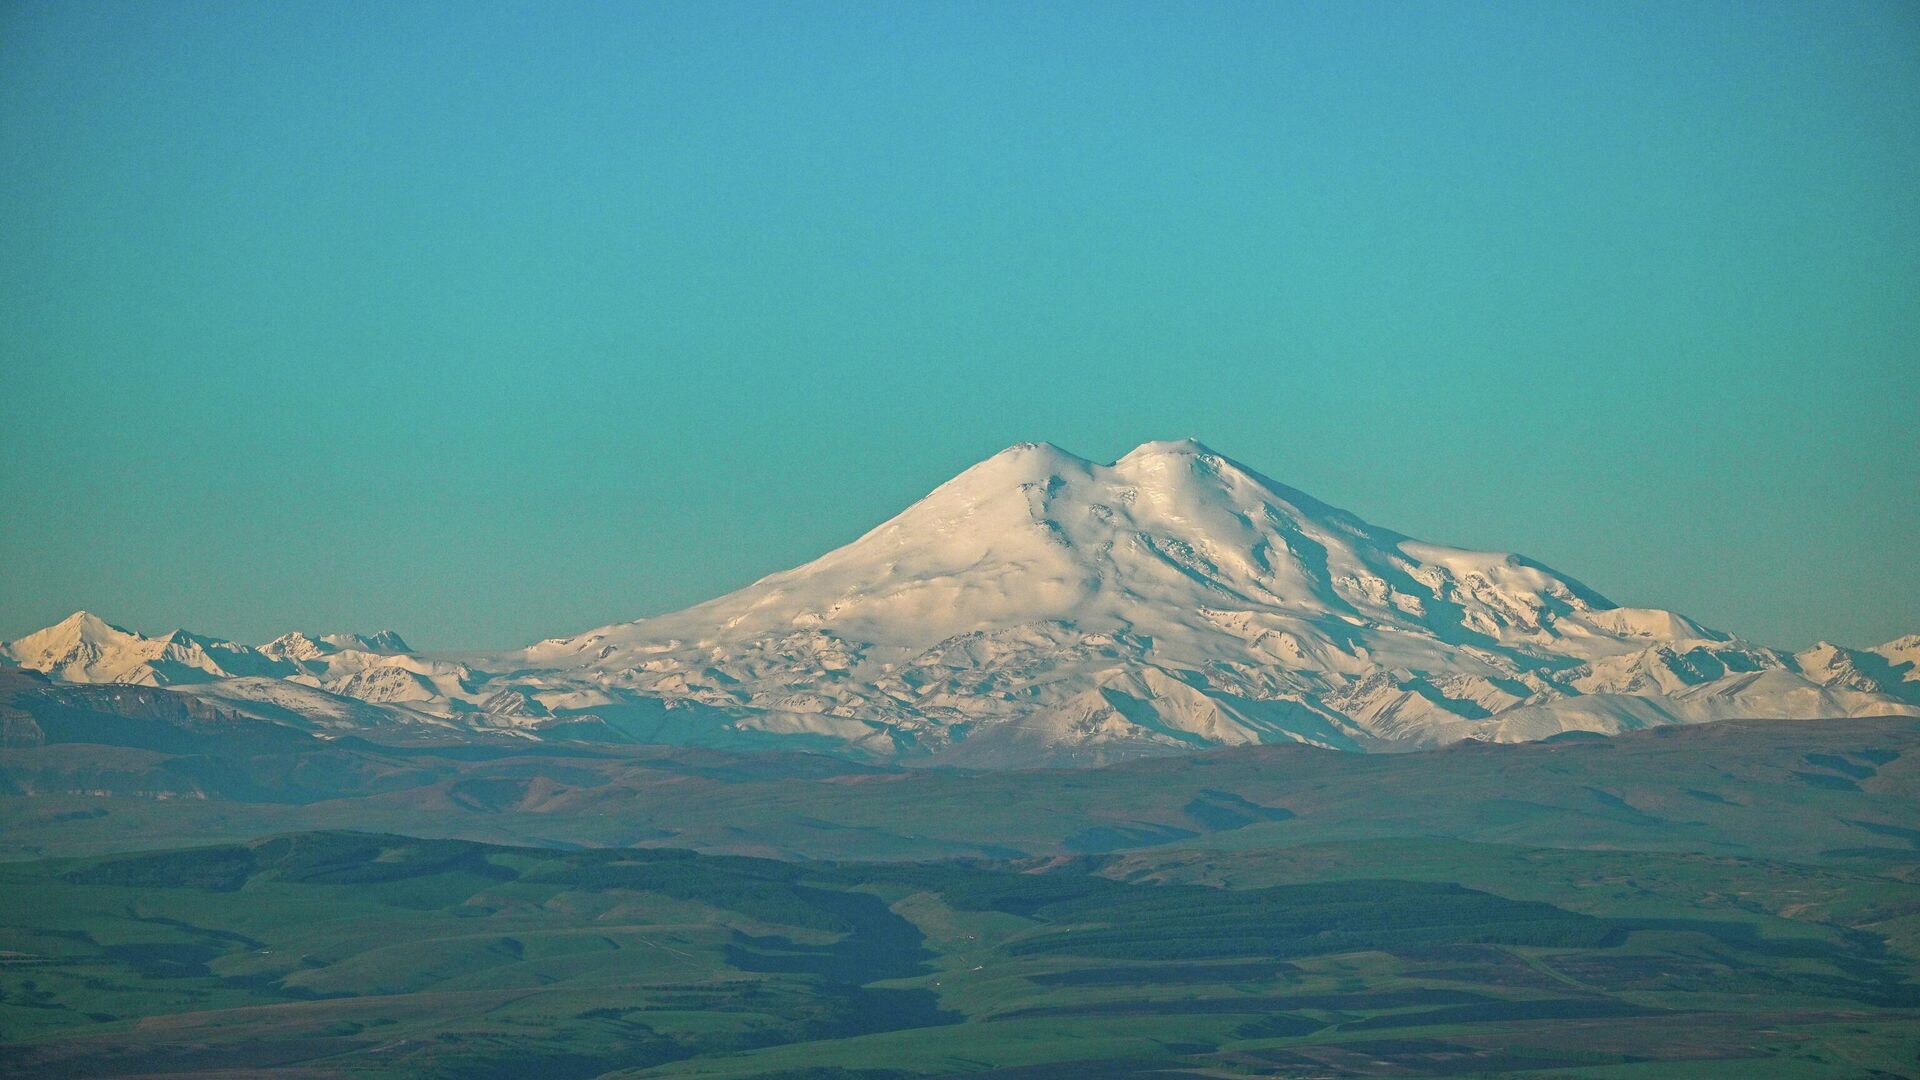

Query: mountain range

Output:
[5, 439, 1915, 764]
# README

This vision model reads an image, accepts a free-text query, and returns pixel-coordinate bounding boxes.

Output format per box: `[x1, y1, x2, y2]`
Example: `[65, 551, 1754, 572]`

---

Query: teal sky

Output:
[2, 1, 1916, 651]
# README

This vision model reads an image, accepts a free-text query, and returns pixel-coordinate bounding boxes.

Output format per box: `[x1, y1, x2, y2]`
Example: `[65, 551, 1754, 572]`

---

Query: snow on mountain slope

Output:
[509, 439, 1915, 762]
[1877, 636, 1920, 689]
[0, 612, 276, 686]
[535, 440, 1646, 664]
[173, 677, 417, 732]
[0, 614, 454, 734]
[1795, 636, 1920, 707]
[6, 441, 1913, 763]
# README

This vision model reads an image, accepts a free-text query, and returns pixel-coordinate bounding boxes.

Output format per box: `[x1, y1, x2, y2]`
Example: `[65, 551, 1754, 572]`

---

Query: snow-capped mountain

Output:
[506, 439, 1912, 760]
[0, 612, 283, 687]
[0, 614, 469, 733]
[4, 440, 1913, 763]
[1793, 636, 1920, 706]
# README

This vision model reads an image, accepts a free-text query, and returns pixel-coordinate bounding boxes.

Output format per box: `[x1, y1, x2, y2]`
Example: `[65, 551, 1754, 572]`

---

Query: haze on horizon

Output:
[2, 1, 1916, 651]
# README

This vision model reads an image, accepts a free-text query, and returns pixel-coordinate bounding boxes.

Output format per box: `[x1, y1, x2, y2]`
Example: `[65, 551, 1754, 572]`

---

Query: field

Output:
[4, 711, 1919, 1076]
[1, 827, 1917, 1078]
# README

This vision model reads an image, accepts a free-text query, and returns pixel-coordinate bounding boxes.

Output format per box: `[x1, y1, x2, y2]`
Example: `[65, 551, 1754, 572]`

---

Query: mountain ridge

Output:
[5, 440, 1914, 764]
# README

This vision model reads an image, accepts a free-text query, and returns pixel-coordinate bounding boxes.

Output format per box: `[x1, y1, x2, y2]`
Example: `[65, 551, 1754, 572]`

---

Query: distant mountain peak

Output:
[321, 630, 412, 655]
[49, 610, 128, 636]
[997, 439, 1079, 458]
[367, 630, 411, 653]
[502, 439, 1916, 761]
[1118, 436, 1218, 460]
[11, 611, 139, 653]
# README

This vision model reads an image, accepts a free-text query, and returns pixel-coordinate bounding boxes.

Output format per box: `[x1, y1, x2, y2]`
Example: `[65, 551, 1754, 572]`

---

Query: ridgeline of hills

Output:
[0, 662, 1914, 865]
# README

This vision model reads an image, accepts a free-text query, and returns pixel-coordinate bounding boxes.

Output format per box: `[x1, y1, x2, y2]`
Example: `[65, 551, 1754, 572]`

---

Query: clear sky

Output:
[2, 1, 1915, 651]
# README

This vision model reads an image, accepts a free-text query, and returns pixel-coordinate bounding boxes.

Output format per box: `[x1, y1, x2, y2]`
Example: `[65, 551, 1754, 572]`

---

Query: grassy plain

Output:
[0, 829, 1915, 1078]
[4, 704, 1918, 1076]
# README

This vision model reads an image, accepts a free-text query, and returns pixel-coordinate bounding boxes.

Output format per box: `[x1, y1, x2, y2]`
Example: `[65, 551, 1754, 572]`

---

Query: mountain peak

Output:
[323, 630, 411, 654]
[1, 611, 144, 655]
[559, 436, 1674, 676]
[51, 610, 129, 639]
[972, 441, 1091, 475]
[1874, 635, 1920, 669]
[974, 439, 1230, 478]
[1119, 437, 1219, 460]
[367, 630, 411, 653]
[261, 631, 328, 662]
[2, 610, 165, 684]
[515, 434, 1914, 760]
[995, 440, 1078, 459]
